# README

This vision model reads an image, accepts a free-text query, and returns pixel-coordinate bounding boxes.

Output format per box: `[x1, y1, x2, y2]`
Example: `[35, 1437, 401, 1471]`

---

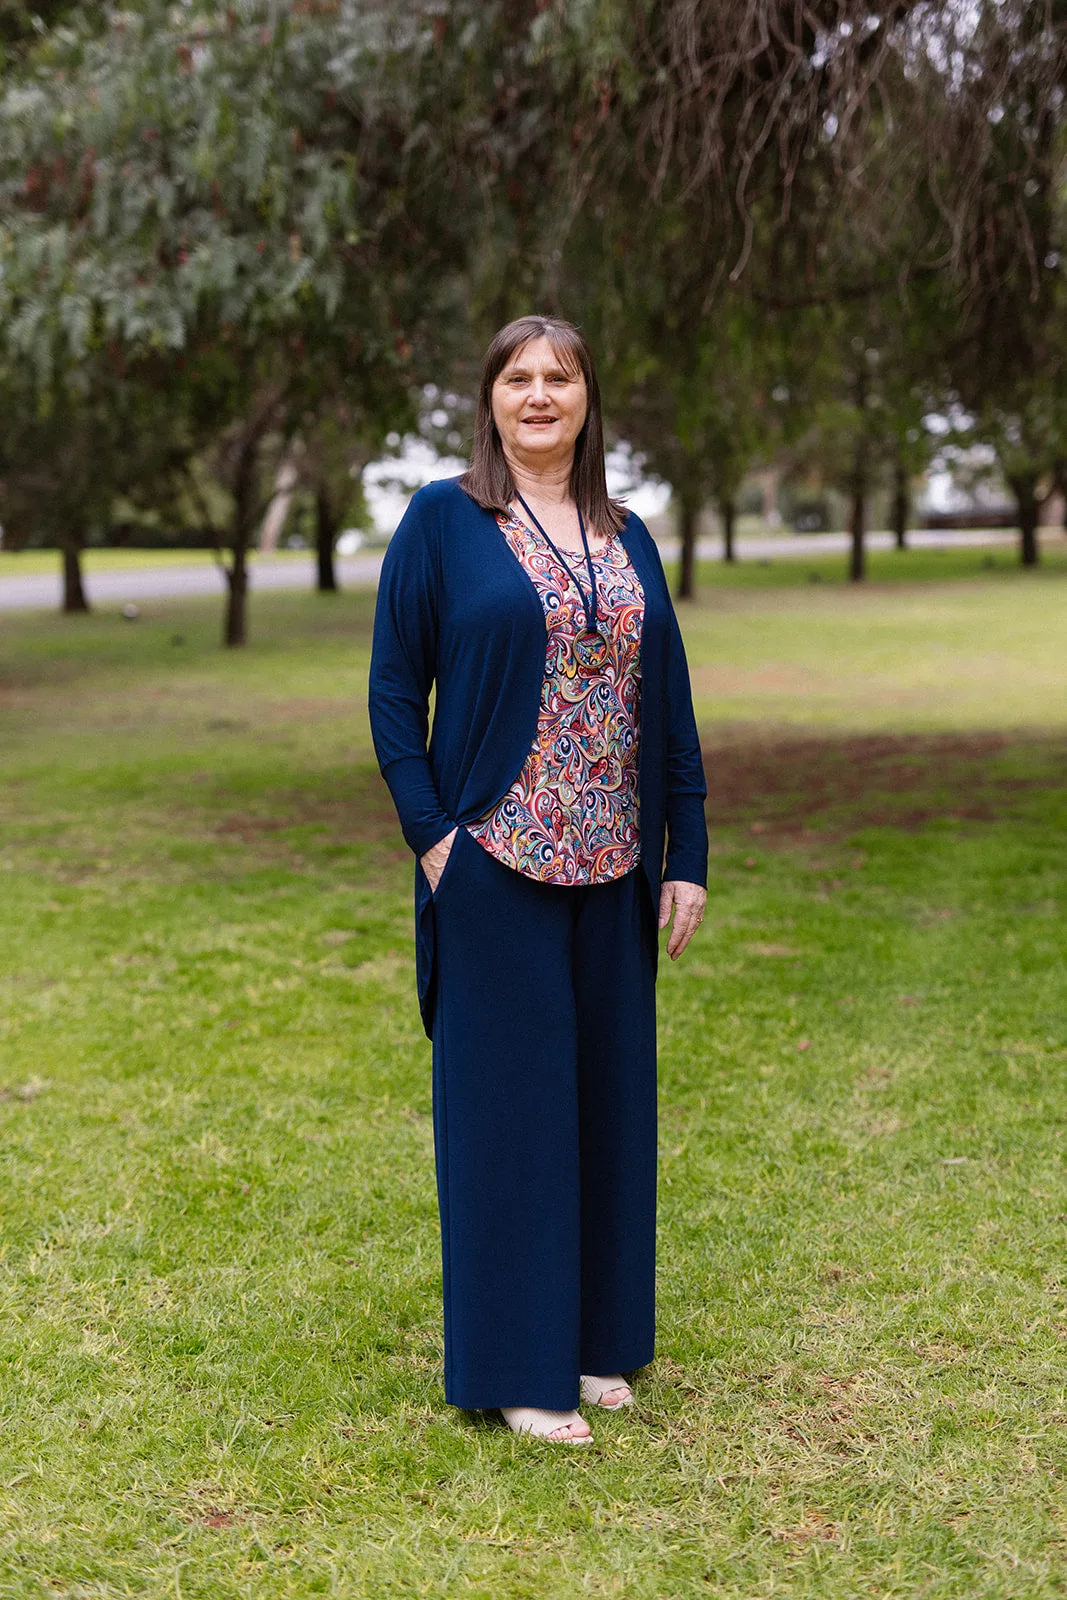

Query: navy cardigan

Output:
[368, 477, 708, 1037]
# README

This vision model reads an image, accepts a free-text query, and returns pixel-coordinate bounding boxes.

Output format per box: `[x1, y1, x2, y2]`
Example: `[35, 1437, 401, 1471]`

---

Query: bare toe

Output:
[580, 1374, 635, 1408]
[502, 1406, 591, 1442]
[549, 1419, 591, 1441]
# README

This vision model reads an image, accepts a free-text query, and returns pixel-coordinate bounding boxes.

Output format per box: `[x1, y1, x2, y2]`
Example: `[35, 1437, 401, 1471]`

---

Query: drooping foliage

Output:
[0, 0, 1065, 627]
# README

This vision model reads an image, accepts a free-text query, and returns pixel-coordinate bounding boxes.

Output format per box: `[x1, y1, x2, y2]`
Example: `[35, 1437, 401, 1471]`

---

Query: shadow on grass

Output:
[212, 766, 401, 847]
[701, 730, 1067, 836]
[215, 734, 1067, 856]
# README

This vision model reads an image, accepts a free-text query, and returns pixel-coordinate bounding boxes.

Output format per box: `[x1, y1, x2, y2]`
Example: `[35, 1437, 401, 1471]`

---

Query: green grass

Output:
[681, 556, 1067, 731]
[686, 537, 1067, 594]
[0, 548, 318, 578]
[2, 530, 1062, 584]
[1, 561, 1066, 1598]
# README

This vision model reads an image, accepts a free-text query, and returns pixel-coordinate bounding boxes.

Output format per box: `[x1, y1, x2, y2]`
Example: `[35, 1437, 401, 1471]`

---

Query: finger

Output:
[658, 882, 675, 930]
[668, 901, 703, 959]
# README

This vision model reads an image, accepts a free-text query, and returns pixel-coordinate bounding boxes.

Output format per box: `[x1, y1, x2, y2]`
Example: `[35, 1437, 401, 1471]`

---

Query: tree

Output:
[0, 390, 107, 612]
[552, 1, 959, 592]
[5, 0, 1063, 623]
[0, 355, 192, 611]
[573, 0, 1067, 582]
[0, 1, 485, 643]
[969, 385, 1065, 567]
[779, 282, 951, 581]
[933, 4, 1067, 567]
[296, 393, 404, 595]
[600, 293, 782, 597]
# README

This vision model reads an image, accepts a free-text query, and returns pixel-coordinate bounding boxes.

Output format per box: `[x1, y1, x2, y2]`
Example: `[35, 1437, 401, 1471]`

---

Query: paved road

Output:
[0, 528, 1020, 612]
[0, 551, 387, 612]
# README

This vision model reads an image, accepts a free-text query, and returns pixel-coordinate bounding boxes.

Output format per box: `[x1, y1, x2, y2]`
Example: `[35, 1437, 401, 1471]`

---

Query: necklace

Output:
[514, 494, 610, 671]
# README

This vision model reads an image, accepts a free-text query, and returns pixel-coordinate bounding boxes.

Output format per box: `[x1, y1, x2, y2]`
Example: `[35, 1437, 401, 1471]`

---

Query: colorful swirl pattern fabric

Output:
[465, 509, 645, 885]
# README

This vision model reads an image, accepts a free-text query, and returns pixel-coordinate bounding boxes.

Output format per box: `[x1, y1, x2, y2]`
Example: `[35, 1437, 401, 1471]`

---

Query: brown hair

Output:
[458, 315, 626, 536]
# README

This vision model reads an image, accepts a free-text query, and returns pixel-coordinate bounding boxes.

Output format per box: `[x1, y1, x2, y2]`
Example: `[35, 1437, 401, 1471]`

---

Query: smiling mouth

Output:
[523, 416, 558, 425]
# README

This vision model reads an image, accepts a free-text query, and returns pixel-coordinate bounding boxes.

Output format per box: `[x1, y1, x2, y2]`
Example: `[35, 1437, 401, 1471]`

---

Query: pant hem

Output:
[578, 1350, 653, 1377]
[445, 1385, 583, 1412]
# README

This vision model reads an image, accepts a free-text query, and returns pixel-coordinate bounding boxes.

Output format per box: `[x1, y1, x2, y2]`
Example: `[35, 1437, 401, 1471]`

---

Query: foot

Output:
[500, 1406, 592, 1443]
[580, 1374, 633, 1408]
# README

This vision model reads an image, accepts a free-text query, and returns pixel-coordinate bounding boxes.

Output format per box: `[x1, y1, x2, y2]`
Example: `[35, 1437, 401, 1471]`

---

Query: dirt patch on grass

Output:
[213, 770, 399, 846]
[702, 731, 1067, 835]
[214, 734, 1066, 849]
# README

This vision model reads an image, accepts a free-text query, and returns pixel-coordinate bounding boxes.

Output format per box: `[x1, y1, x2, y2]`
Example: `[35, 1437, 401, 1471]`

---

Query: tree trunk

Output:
[677, 490, 699, 600]
[1008, 472, 1041, 567]
[224, 541, 249, 648]
[891, 453, 909, 551]
[259, 452, 298, 552]
[223, 438, 257, 648]
[218, 388, 283, 647]
[719, 496, 737, 564]
[316, 487, 338, 593]
[61, 536, 89, 613]
[849, 480, 867, 583]
[847, 365, 870, 582]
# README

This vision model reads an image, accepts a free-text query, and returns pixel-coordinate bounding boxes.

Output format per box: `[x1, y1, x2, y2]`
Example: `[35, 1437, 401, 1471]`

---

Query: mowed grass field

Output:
[1, 549, 1066, 1599]
[0, 549, 326, 579]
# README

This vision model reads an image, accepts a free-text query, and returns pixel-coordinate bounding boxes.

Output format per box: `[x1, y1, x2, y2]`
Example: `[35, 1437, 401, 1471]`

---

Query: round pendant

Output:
[573, 629, 609, 670]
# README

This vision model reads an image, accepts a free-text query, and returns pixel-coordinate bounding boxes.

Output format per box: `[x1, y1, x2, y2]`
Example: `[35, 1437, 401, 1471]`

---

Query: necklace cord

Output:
[514, 494, 600, 635]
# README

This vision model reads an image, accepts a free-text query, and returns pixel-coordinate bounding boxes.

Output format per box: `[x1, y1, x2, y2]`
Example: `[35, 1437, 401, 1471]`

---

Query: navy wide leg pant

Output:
[430, 825, 659, 1412]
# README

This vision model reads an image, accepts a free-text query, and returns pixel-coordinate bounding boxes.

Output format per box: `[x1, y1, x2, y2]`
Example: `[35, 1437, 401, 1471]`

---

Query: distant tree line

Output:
[0, 0, 1064, 640]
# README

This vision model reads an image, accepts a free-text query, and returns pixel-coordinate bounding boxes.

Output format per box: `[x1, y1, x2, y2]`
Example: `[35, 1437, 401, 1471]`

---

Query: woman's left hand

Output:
[658, 880, 707, 960]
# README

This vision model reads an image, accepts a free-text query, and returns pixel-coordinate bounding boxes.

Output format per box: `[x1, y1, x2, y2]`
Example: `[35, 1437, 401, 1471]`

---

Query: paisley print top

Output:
[465, 509, 645, 885]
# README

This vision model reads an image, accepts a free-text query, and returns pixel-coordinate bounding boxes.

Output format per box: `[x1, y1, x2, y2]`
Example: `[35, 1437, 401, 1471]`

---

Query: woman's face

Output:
[490, 337, 588, 469]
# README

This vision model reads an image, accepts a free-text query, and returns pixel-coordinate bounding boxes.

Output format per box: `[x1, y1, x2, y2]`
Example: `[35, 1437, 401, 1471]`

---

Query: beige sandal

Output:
[580, 1374, 634, 1408]
[501, 1406, 592, 1443]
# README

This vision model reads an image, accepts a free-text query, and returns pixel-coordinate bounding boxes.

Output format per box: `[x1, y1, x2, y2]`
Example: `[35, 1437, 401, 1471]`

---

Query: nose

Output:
[528, 377, 550, 406]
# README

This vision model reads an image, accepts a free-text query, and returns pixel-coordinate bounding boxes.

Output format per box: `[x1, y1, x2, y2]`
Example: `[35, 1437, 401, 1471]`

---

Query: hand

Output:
[658, 879, 707, 960]
[420, 827, 458, 893]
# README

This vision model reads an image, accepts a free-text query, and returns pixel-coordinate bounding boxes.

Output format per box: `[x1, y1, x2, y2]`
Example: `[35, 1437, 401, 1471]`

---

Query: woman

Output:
[369, 315, 707, 1444]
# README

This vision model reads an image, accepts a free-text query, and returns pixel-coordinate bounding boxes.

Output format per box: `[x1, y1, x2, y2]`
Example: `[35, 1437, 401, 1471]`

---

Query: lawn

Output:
[0, 530, 1058, 583]
[0, 548, 317, 579]
[1, 555, 1065, 1599]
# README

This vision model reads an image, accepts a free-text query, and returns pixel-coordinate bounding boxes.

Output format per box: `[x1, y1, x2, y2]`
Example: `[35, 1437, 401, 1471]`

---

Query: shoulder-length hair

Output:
[459, 315, 627, 536]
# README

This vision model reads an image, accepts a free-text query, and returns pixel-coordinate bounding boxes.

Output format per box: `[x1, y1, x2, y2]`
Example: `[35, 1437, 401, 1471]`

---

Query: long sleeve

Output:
[641, 530, 708, 887]
[369, 495, 455, 858]
[662, 601, 709, 886]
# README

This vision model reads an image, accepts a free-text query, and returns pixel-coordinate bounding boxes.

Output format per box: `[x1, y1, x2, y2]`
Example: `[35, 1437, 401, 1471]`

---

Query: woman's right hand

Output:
[421, 827, 458, 893]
